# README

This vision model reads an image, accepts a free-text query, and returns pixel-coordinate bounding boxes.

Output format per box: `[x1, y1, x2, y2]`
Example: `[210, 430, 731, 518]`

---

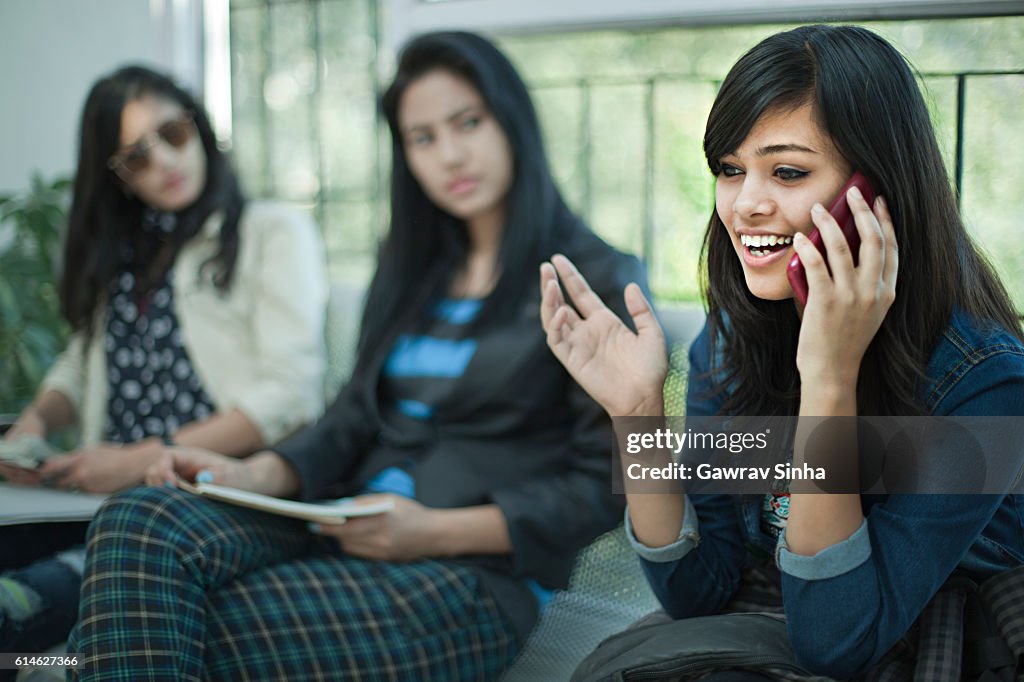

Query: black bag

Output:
[570, 611, 825, 682]
[572, 567, 1024, 682]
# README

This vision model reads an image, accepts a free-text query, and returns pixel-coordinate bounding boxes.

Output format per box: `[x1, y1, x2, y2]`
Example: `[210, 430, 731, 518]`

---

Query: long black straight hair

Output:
[359, 31, 580, 364]
[60, 65, 244, 336]
[700, 24, 1020, 416]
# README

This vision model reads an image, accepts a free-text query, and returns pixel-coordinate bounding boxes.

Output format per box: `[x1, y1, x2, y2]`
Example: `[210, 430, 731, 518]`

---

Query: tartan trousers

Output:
[67, 486, 519, 681]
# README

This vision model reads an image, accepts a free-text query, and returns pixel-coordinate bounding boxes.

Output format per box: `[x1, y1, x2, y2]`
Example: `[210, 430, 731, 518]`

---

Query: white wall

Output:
[0, 0, 203, 193]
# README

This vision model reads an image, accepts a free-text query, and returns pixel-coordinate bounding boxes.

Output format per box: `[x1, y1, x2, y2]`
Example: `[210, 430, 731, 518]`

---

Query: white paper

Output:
[178, 481, 394, 524]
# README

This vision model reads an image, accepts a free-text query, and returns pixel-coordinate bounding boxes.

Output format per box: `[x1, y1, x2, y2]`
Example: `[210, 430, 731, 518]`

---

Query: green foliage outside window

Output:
[224, 4, 1024, 309]
[0, 175, 70, 414]
[499, 17, 1024, 305]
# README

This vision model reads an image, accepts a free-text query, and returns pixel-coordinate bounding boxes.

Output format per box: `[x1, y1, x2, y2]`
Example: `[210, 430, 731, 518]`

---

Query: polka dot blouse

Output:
[104, 267, 216, 444]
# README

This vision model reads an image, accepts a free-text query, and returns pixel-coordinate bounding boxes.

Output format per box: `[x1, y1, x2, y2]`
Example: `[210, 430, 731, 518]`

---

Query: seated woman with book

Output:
[67, 31, 648, 680]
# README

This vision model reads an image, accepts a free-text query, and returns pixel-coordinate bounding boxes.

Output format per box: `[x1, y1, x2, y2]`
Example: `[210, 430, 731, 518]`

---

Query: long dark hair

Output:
[60, 65, 244, 335]
[700, 24, 1020, 416]
[360, 31, 579, 363]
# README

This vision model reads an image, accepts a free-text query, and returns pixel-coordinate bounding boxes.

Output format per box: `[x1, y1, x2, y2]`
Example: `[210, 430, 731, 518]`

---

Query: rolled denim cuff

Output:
[776, 518, 871, 580]
[624, 496, 700, 563]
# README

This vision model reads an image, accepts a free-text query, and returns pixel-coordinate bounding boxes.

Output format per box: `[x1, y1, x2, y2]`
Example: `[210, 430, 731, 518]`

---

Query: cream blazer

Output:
[41, 201, 329, 447]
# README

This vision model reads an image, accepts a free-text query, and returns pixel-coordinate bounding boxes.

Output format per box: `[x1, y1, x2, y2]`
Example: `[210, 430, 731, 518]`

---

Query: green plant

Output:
[0, 174, 71, 413]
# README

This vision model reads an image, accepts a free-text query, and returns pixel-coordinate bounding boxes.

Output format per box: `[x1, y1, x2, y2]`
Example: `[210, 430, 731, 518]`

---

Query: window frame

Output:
[383, 0, 1023, 51]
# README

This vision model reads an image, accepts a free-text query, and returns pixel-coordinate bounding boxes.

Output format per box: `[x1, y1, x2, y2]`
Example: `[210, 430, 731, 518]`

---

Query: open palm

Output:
[540, 254, 668, 417]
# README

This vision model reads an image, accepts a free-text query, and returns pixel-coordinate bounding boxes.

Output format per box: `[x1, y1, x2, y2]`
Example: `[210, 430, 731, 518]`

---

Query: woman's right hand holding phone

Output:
[540, 254, 668, 418]
[790, 186, 898, 400]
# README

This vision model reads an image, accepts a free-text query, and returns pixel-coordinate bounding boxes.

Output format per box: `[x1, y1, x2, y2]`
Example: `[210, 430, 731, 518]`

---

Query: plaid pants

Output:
[67, 486, 519, 681]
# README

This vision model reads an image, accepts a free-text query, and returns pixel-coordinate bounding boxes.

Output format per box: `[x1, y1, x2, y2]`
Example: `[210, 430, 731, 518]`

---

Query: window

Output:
[497, 17, 1024, 304]
[223, 5, 1024, 307]
[228, 0, 384, 284]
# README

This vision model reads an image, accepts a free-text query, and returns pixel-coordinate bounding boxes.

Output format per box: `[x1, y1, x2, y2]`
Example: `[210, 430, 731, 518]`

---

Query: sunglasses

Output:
[108, 112, 197, 177]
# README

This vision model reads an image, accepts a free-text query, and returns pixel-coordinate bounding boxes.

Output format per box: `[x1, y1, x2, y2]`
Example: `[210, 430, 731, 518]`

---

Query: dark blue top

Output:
[366, 297, 485, 496]
[630, 307, 1024, 678]
[380, 298, 484, 427]
[371, 298, 554, 610]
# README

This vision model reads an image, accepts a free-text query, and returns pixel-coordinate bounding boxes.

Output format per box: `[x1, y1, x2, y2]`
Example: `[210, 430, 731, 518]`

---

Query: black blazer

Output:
[273, 224, 647, 593]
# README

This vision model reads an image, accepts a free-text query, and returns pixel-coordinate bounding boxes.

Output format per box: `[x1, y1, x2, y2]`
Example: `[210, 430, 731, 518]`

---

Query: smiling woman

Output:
[715, 104, 852, 301]
[541, 24, 1024, 680]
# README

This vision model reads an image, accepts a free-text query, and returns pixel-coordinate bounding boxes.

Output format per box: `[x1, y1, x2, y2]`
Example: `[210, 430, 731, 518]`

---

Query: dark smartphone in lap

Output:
[787, 171, 879, 306]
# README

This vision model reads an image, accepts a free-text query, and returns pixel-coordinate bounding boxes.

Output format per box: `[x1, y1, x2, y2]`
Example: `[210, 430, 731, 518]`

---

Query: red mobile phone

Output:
[786, 171, 878, 306]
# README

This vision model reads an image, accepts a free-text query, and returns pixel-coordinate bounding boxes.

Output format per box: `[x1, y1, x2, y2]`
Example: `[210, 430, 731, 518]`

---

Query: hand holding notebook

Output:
[176, 478, 394, 524]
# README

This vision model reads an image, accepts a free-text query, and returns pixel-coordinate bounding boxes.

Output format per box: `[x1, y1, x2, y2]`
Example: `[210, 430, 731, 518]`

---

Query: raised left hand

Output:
[540, 256, 668, 417]
[38, 441, 163, 493]
[311, 494, 441, 561]
[792, 186, 898, 393]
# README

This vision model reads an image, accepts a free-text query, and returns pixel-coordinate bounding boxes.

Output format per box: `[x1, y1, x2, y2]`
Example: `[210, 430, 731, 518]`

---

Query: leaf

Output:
[13, 343, 41, 388]
[0, 172, 70, 412]
[0, 279, 23, 325]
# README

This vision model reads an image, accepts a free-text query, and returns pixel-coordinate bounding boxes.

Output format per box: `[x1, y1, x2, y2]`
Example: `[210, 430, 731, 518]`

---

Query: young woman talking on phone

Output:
[542, 25, 1024, 679]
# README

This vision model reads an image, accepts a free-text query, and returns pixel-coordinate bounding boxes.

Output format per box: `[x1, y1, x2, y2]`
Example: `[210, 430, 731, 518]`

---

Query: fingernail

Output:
[794, 232, 806, 243]
[811, 203, 825, 213]
[848, 185, 863, 200]
[308, 523, 321, 534]
[196, 470, 214, 484]
[877, 195, 887, 210]
[163, 481, 175, 489]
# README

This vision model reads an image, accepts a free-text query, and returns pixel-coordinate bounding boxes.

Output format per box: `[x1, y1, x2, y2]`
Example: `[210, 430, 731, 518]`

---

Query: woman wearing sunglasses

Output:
[0, 65, 328, 659]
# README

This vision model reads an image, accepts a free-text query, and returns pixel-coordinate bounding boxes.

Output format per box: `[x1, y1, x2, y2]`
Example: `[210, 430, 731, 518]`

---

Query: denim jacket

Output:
[627, 308, 1024, 678]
